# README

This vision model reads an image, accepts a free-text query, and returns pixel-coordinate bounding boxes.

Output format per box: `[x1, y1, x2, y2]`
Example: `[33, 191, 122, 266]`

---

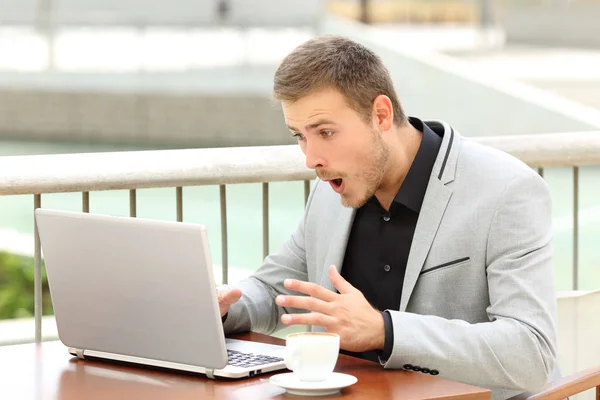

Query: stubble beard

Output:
[340, 133, 390, 209]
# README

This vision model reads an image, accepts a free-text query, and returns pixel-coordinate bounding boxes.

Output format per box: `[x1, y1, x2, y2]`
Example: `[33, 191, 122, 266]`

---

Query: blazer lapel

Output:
[399, 123, 460, 312]
[318, 206, 355, 293]
[399, 178, 452, 311]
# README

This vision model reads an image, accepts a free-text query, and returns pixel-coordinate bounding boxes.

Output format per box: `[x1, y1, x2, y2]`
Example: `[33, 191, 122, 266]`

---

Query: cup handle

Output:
[284, 347, 299, 372]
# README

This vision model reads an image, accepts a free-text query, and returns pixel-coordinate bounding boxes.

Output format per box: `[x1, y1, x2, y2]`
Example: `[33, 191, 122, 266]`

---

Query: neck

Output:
[374, 123, 423, 211]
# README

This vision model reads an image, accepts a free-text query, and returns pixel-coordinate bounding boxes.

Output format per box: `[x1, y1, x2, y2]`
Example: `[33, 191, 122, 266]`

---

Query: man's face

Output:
[282, 88, 389, 209]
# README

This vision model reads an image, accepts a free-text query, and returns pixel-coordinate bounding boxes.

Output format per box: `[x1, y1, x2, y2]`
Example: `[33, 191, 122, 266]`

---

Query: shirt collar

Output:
[393, 117, 443, 213]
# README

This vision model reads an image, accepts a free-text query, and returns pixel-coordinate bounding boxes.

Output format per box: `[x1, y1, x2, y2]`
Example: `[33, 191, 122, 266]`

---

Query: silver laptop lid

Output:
[35, 209, 228, 370]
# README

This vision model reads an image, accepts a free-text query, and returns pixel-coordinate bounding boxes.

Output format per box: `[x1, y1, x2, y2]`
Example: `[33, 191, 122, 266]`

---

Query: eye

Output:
[292, 133, 305, 141]
[321, 130, 334, 138]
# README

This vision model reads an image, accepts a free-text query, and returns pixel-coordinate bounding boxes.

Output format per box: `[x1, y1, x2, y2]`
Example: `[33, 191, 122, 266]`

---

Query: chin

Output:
[340, 193, 370, 209]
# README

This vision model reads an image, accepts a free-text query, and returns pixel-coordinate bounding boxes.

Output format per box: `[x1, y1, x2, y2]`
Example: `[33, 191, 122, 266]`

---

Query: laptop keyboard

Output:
[227, 350, 283, 368]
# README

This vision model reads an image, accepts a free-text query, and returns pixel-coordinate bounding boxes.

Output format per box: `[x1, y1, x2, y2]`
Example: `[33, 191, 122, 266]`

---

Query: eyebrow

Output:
[287, 119, 336, 132]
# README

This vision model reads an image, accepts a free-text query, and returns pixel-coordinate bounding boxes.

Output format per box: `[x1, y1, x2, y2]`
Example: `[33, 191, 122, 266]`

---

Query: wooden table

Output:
[0, 332, 491, 399]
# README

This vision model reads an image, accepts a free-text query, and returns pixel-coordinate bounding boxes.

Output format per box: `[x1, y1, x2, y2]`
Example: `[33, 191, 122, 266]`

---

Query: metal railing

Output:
[0, 131, 599, 344]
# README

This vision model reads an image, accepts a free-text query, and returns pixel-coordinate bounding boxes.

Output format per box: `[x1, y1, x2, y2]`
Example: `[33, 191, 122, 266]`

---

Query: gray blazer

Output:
[224, 120, 559, 399]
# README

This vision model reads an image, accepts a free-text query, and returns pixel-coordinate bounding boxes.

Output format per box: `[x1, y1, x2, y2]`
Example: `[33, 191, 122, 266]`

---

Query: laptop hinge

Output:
[206, 369, 215, 379]
[75, 349, 85, 359]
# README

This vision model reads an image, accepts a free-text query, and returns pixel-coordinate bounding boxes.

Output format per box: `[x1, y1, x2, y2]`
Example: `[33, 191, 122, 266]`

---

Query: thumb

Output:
[218, 288, 242, 305]
[328, 265, 354, 294]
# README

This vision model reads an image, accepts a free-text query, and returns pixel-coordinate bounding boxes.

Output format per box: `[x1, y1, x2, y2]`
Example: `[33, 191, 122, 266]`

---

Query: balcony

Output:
[1, 3, 600, 397]
[0, 133, 599, 391]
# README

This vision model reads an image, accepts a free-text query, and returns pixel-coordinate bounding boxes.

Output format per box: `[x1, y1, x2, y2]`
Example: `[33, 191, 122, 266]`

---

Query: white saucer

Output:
[269, 372, 358, 396]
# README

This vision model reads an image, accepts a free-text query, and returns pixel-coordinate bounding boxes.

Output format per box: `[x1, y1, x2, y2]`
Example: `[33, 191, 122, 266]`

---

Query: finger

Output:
[328, 265, 355, 294]
[218, 288, 242, 305]
[275, 294, 333, 315]
[283, 279, 337, 302]
[281, 312, 336, 327]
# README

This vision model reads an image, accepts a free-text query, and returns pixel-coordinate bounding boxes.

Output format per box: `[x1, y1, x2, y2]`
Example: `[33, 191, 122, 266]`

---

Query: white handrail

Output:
[0, 145, 313, 196]
[1, 131, 599, 196]
[476, 131, 600, 168]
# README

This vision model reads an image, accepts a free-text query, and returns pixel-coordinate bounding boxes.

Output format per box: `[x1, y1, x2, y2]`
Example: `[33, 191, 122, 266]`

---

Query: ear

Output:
[372, 95, 394, 132]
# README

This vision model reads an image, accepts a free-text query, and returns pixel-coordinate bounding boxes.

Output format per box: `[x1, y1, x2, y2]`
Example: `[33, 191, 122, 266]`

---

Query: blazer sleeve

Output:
[222, 180, 319, 335]
[383, 172, 558, 393]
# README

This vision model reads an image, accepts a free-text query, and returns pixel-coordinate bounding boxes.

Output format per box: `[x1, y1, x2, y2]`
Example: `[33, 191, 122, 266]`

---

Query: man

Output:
[218, 35, 558, 399]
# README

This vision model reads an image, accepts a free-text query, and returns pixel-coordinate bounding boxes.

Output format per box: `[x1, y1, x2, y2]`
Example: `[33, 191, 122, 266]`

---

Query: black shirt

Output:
[340, 117, 443, 362]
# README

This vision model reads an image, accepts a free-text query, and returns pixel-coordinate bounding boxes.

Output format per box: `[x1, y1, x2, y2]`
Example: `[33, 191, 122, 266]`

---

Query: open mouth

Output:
[329, 178, 344, 192]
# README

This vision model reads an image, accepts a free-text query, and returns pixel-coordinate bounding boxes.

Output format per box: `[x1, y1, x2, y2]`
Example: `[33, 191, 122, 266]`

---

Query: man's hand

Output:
[217, 287, 242, 317]
[275, 265, 385, 353]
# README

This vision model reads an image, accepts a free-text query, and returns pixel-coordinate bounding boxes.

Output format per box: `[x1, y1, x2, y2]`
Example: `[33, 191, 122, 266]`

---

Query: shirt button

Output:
[383, 214, 391, 222]
[384, 264, 391, 272]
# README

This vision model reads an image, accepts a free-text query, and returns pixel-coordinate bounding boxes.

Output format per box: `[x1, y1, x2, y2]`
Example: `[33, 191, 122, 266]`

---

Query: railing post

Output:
[176, 187, 183, 222]
[82, 192, 89, 213]
[129, 189, 137, 217]
[262, 183, 269, 260]
[573, 166, 579, 290]
[220, 185, 228, 284]
[33, 194, 42, 343]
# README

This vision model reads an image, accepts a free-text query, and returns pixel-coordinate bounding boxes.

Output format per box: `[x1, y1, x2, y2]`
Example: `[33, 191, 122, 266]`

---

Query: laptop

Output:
[34, 208, 287, 379]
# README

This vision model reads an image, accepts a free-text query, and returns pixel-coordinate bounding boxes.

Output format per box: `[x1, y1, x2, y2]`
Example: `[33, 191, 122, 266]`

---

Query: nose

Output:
[303, 139, 326, 170]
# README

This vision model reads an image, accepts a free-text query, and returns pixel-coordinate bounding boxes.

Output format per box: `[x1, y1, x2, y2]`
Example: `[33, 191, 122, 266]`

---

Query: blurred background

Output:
[0, 0, 599, 323]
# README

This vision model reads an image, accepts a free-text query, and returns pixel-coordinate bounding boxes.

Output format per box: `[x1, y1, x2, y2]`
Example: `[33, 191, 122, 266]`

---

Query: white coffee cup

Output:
[284, 332, 340, 382]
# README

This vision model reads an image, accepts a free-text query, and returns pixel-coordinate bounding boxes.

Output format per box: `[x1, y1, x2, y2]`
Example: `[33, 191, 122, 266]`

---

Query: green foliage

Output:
[0, 251, 53, 320]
